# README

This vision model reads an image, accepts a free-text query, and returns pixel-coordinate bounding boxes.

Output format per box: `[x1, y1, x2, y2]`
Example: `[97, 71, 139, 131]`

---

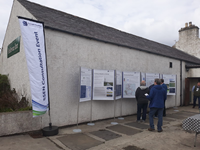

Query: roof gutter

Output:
[185, 65, 200, 71]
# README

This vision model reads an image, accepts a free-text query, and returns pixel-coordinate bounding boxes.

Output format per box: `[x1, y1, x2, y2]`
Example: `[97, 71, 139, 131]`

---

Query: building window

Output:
[169, 62, 172, 68]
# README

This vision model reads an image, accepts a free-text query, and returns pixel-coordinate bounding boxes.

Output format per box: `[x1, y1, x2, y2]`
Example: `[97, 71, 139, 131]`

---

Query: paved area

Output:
[0, 106, 200, 150]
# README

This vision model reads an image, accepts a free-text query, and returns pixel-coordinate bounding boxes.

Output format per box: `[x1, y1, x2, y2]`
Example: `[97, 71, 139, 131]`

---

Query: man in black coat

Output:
[135, 80, 150, 122]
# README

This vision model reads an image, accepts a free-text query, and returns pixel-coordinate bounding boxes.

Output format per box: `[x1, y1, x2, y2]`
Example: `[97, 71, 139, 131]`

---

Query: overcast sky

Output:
[1, 0, 200, 48]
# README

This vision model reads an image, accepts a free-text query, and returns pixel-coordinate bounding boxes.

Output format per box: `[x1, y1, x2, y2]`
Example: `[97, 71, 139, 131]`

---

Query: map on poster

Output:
[116, 71, 122, 99]
[122, 72, 140, 98]
[80, 67, 92, 102]
[146, 73, 160, 87]
[93, 69, 115, 100]
[163, 74, 176, 95]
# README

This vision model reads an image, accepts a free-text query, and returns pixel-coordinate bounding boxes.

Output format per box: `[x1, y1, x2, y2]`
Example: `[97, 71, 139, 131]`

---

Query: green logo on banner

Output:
[7, 36, 20, 58]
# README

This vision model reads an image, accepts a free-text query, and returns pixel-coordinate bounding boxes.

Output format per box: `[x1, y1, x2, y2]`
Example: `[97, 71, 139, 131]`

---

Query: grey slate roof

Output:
[17, 0, 200, 64]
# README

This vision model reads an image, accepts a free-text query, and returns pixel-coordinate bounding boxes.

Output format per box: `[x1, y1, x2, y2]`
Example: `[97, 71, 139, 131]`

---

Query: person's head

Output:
[140, 80, 146, 86]
[161, 79, 164, 84]
[197, 82, 200, 86]
[154, 78, 161, 85]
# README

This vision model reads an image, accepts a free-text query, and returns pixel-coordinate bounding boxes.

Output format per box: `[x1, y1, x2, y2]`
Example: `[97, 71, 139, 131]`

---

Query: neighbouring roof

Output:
[17, 0, 200, 64]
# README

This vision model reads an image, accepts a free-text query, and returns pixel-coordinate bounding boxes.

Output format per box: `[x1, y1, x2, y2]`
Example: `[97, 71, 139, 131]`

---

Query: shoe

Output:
[163, 115, 166, 117]
[136, 120, 140, 123]
[158, 129, 163, 132]
[148, 128, 155, 131]
[141, 120, 145, 123]
[193, 106, 195, 108]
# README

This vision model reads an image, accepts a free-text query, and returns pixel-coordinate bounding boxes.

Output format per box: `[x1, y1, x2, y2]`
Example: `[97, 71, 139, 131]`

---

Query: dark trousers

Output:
[137, 103, 148, 121]
[193, 96, 200, 108]
[155, 100, 166, 116]
[149, 108, 164, 131]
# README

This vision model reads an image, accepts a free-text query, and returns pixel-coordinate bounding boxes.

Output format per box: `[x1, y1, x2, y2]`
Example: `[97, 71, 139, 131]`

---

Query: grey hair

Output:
[140, 80, 146, 86]
[154, 78, 161, 85]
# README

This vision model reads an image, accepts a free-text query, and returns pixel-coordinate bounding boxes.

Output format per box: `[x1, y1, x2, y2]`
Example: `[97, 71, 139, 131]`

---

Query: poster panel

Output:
[163, 74, 176, 95]
[80, 67, 92, 102]
[93, 69, 115, 100]
[122, 71, 140, 98]
[19, 18, 48, 117]
[116, 70, 122, 99]
[146, 73, 160, 87]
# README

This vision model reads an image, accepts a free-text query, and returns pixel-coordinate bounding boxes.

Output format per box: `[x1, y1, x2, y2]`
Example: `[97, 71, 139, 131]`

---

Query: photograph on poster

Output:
[123, 72, 140, 98]
[80, 67, 92, 102]
[93, 69, 115, 100]
[163, 74, 176, 95]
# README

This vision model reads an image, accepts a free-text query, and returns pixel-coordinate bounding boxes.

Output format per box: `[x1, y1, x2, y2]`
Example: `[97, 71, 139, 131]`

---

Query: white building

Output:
[1, 0, 200, 128]
[174, 22, 200, 105]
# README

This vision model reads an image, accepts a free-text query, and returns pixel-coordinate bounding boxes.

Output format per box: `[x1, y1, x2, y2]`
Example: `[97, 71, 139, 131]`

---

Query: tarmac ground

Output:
[0, 105, 200, 150]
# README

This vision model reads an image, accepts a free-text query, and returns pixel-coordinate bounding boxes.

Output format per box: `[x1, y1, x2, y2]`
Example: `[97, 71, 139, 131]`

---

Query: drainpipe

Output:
[180, 61, 183, 106]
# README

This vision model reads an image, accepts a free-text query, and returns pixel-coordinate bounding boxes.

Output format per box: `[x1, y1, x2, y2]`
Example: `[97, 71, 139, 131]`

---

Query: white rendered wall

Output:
[0, 0, 35, 101]
[43, 29, 183, 127]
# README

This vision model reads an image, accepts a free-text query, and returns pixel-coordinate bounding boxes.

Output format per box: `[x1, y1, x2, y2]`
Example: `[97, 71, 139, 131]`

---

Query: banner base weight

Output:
[87, 123, 95, 126]
[42, 126, 59, 136]
[118, 117, 124, 120]
[111, 122, 118, 125]
[73, 129, 82, 133]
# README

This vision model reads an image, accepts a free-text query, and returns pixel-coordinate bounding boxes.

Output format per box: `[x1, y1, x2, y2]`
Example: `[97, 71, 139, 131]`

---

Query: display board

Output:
[93, 69, 115, 100]
[80, 67, 92, 102]
[163, 74, 176, 95]
[116, 71, 122, 99]
[146, 73, 160, 87]
[122, 71, 140, 98]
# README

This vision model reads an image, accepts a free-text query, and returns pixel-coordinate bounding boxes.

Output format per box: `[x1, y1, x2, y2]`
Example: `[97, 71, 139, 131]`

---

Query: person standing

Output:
[192, 82, 200, 108]
[146, 78, 166, 132]
[161, 79, 167, 116]
[135, 80, 149, 122]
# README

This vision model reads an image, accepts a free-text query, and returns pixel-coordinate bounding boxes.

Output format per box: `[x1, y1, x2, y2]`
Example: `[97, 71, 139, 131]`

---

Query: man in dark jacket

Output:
[135, 80, 149, 122]
[161, 79, 167, 116]
[146, 78, 166, 132]
[192, 82, 200, 108]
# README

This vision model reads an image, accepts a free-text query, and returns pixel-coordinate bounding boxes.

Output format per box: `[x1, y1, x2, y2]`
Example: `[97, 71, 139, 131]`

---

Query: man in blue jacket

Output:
[146, 78, 166, 132]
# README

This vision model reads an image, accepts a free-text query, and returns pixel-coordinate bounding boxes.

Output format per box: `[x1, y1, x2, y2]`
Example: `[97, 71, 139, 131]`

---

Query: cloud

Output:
[1, 0, 200, 47]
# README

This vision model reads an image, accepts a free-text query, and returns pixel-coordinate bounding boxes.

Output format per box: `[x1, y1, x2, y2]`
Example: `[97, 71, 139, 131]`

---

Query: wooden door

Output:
[184, 78, 190, 106]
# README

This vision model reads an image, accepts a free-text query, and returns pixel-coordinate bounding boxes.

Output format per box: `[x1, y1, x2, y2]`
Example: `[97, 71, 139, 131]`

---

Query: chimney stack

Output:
[189, 22, 192, 27]
[185, 23, 188, 27]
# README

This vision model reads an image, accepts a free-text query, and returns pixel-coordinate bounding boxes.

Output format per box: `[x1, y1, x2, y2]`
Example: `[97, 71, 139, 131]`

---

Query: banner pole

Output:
[73, 67, 82, 132]
[174, 74, 179, 111]
[118, 71, 124, 120]
[118, 97, 124, 120]
[111, 70, 118, 125]
[87, 69, 95, 126]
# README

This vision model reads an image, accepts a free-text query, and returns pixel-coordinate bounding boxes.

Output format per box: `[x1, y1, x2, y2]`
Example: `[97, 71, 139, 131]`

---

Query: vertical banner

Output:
[163, 74, 176, 95]
[122, 71, 140, 98]
[93, 69, 115, 100]
[80, 67, 92, 102]
[19, 18, 48, 117]
[116, 71, 122, 99]
[146, 73, 160, 87]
